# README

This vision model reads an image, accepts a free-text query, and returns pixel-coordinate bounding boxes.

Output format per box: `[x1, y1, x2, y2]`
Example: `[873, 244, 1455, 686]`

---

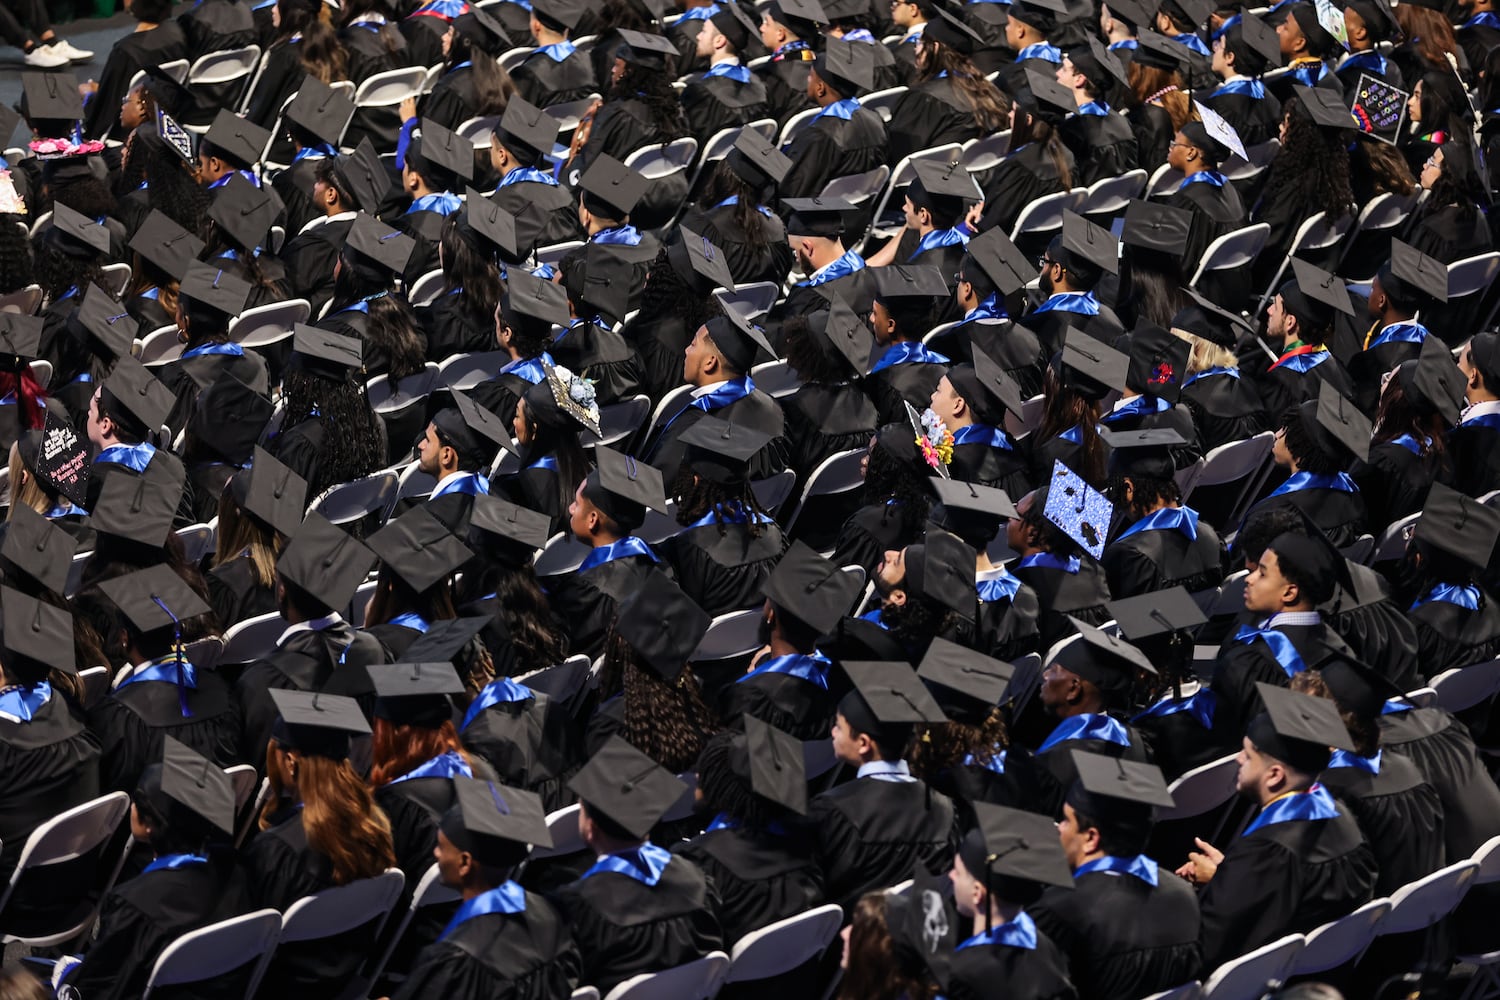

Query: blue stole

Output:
[1017, 552, 1080, 574]
[579, 536, 661, 572]
[528, 454, 559, 472]
[1101, 395, 1172, 423]
[814, 98, 861, 121]
[499, 352, 554, 384]
[1059, 424, 1083, 444]
[1184, 365, 1240, 387]
[703, 61, 752, 83]
[536, 40, 576, 62]
[1179, 170, 1227, 190]
[141, 287, 161, 300]
[737, 652, 831, 688]
[909, 226, 970, 261]
[1328, 749, 1382, 774]
[870, 341, 950, 372]
[497, 166, 558, 188]
[1212, 14, 1241, 40]
[689, 376, 755, 416]
[431, 473, 490, 498]
[713, 195, 773, 218]
[773, 40, 811, 59]
[144, 853, 209, 874]
[1074, 853, 1159, 886]
[1410, 583, 1481, 611]
[440, 882, 526, 939]
[1268, 471, 1359, 498]
[1272, 347, 1331, 374]
[1243, 784, 1339, 836]
[1390, 434, 1428, 456]
[1038, 713, 1130, 753]
[408, 192, 462, 216]
[952, 424, 1011, 449]
[182, 341, 244, 359]
[1461, 411, 1500, 431]
[686, 502, 777, 530]
[389, 612, 431, 633]
[391, 750, 473, 783]
[977, 572, 1022, 602]
[1031, 291, 1099, 316]
[957, 911, 1038, 951]
[1076, 101, 1110, 116]
[208, 169, 259, 189]
[1368, 322, 1428, 347]
[1015, 42, 1062, 63]
[1132, 687, 1215, 729]
[411, 0, 469, 16]
[843, 28, 875, 41]
[592, 225, 643, 246]
[462, 677, 536, 729]
[1340, 50, 1387, 76]
[1109, 38, 1137, 50]
[117, 659, 199, 696]
[445, 60, 474, 77]
[581, 844, 673, 886]
[293, 142, 338, 162]
[96, 442, 157, 473]
[963, 748, 1007, 773]
[1232, 623, 1306, 677]
[1118, 505, 1198, 541]
[965, 294, 1006, 320]
[1465, 11, 1500, 27]
[1173, 32, 1211, 56]
[677, 3, 719, 18]
[859, 608, 890, 629]
[1290, 60, 1329, 86]
[1212, 78, 1264, 99]
[0, 682, 51, 723]
[704, 812, 791, 835]
[797, 248, 864, 287]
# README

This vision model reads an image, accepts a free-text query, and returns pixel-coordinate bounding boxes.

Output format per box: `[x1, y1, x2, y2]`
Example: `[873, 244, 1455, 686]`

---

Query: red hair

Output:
[1, 370, 47, 432]
[367, 717, 472, 786]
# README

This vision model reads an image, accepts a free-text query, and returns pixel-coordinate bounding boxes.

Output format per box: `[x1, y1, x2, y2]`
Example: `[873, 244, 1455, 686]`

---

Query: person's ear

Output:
[1123, 477, 1135, 504]
[1082, 824, 1102, 854]
[889, 587, 907, 607]
[1284, 580, 1300, 607]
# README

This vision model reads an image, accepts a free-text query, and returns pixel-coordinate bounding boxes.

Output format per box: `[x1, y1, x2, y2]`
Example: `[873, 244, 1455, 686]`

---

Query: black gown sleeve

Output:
[69, 893, 167, 1000]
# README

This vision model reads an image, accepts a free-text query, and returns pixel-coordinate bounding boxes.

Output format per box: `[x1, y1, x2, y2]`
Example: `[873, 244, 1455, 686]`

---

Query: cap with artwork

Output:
[762, 539, 862, 635]
[1182, 102, 1247, 164]
[142, 736, 238, 835]
[179, 261, 252, 319]
[1, 504, 77, 595]
[963, 226, 1034, 296]
[270, 689, 371, 760]
[91, 459, 185, 548]
[284, 76, 356, 149]
[1300, 380, 1371, 463]
[615, 28, 680, 70]
[523, 362, 601, 438]
[1247, 681, 1354, 773]
[368, 506, 474, 593]
[678, 414, 775, 484]
[229, 446, 307, 537]
[579, 154, 648, 219]
[203, 110, 270, 169]
[369, 661, 465, 727]
[1414, 482, 1500, 570]
[1121, 200, 1193, 258]
[494, 96, 561, 164]
[1042, 460, 1114, 560]
[1124, 323, 1191, 402]
[918, 637, 1013, 724]
[288, 325, 364, 379]
[1347, 75, 1408, 143]
[47, 203, 110, 258]
[568, 735, 689, 839]
[276, 513, 378, 611]
[443, 779, 552, 862]
[814, 36, 875, 95]
[130, 210, 205, 282]
[702, 312, 775, 373]
[614, 573, 711, 682]
[902, 529, 978, 619]
[582, 446, 668, 530]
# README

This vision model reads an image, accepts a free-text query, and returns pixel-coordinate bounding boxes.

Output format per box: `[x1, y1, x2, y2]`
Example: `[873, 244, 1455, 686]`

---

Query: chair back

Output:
[77, 666, 110, 709]
[1075, 168, 1147, 219]
[141, 908, 282, 998]
[1158, 754, 1240, 822]
[351, 67, 429, 107]
[860, 86, 908, 122]
[228, 299, 311, 348]
[528, 804, 585, 860]
[278, 869, 406, 945]
[818, 165, 890, 208]
[100, 262, 132, 299]
[499, 46, 533, 72]
[752, 469, 797, 515]
[623, 137, 699, 180]
[727, 904, 844, 983]
[581, 394, 651, 450]
[138, 326, 183, 367]
[407, 269, 446, 307]
[1370, 511, 1419, 565]
[188, 45, 261, 87]
[220, 611, 286, 665]
[1431, 659, 1500, 714]
[783, 448, 870, 538]
[1146, 162, 1184, 197]
[0, 792, 132, 944]
[1447, 252, 1500, 300]
[1291, 898, 1391, 976]
[1189, 224, 1272, 288]
[1008, 188, 1083, 241]
[308, 471, 399, 526]
[601, 951, 732, 1000]
[438, 350, 508, 391]
[777, 105, 821, 147]
[363, 864, 461, 988]
[959, 130, 1011, 174]
[1201, 933, 1305, 1000]
[691, 609, 765, 661]
[1184, 431, 1275, 528]
[1378, 860, 1480, 936]
[0, 284, 41, 315]
[533, 531, 595, 577]
[717, 283, 783, 323]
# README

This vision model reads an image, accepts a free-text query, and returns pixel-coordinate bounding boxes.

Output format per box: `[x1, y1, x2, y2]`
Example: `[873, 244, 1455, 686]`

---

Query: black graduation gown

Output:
[510, 47, 598, 110]
[244, 41, 307, 129]
[551, 320, 646, 406]
[660, 519, 787, 617]
[1010, 556, 1113, 651]
[831, 500, 923, 578]
[776, 106, 889, 202]
[458, 689, 569, 807]
[947, 931, 1079, 1000]
[678, 203, 795, 287]
[1030, 867, 1200, 1000]
[1349, 439, 1448, 530]
[364, 621, 426, 662]
[543, 553, 667, 661]
[886, 77, 986, 167]
[1018, 299, 1125, 360]
[809, 774, 958, 914]
[278, 214, 355, 317]
[84, 22, 189, 141]
[672, 824, 825, 946]
[1448, 415, 1500, 499]
[377, 762, 499, 908]
[419, 291, 494, 362]
[490, 178, 586, 253]
[975, 576, 1043, 663]
[643, 389, 789, 479]
[1243, 346, 1355, 431]
[1320, 750, 1444, 897]
[87, 449, 199, 529]
[126, 290, 175, 339]
[548, 855, 726, 994]
[1409, 592, 1500, 679]
[87, 668, 242, 795]
[207, 556, 278, 629]
[1347, 336, 1424, 415]
[863, 356, 949, 427]
[770, 269, 878, 329]
[782, 382, 878, 482]
[391, 891, 583, 1000]
[1402, 205, 1494, 346]
[1101, 515, 1224, 599]
[1458, 19, 1500, 86]
[1209, 621, 1351, 749]
[1179, 368, 1269, 453]
[1238, 483, 1368, 550]
[949, 435, 1032, 498]
[1009, 721, 1151, 819]
[423, 65, 489, 131]
[681, 71, 772, 146]
[1058, 109, 1140, 188]
[1128, 103, 1177, 172]
[69, 858, 254, 1000]
[1323, 572, 1423, 693]
[0, 694, 102, 893]
[1198, 85, 1282, 148]
[978, 143, 1074, 238]
[1196, 806, 1377, 972]
[717, 663, 835, 741]
[178, 0, 256, 60]
[925, 318, 1043, 398]
[1377, 706, 1500, 864]
[342, 19, 410, 90]
[398, 12, 455, 71]
[756, 46, 816, 124]
[158, 349, 270, 436]
[1167, 177, 1248, 308]
[1133, 687, 1224, 781]
[571, 100, 689, 228]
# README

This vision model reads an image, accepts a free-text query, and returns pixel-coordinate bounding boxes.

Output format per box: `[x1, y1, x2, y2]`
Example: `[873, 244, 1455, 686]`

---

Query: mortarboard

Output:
[918, 637, 1013, 725]
[232, 446, 308, 537]
[47, 203, 109, 257]
[1042, 460, 1113, 559]
[766, 0, 828, 29]
[1131, 29, 1190, 71]
[1186, 102, 1247, 162]
[1164, 0, 1213, 26]
[1104, 585, 1206, 642]
[965, 802, 1075, 890]
[369, 660, 464, 727]
[1056, 333, 1129, 401]
[269, 689, 371, 759]
[708, 2, 760, 52]
[0, 586, 74, 676]
[1304, 380, 1371, 462]
[344, 212, 418, 278]
[97, 564, 210, 635]
[566, 244, 632, 323]
[1066, 750, 1175, 830]
[501, 267, 570, 330]
[179, 261, 252, 318]
[494, 96, 560, 164]
[453, 6, 511, 53]
[678, 414, 775, 484]
[907, 159, 982, 220]
[782, 197, 853, 239]
[208, 172, 283, 253]
[1010, 0, 1067, 31]
[526, 362, 601, 437]
[702, 311, 775, 373]
[150, 736, 238, 835]
[444, 778, 552, 860]
[189, 372, 272, 466]
[276, 513, 378, 611]
[90, 459, 185, 547]
[904, 529, 978, 619]
[1281, 256, 1355, 325]
[568, 735, 689, 839]
[1101, 425, 1191, 480]
[129, 210, 205, 283]
[1122, 200, 1194, 258]
[102, 356, 175, 436]
[1124, 323, 1191, 402]
[615, 28, 680, 70]
[288, 324, 363, 379]
[533, 0, 586, 28]
[203, 110, 270, 169]
[409, 118, 476, 185]
[946, 348, 1022, 422]
[330, 139, 391, 213]
[1, 504, 77, 595]
[141, 66, 192, 118]
[1294, 83, 1359, 132]
[1414, 482, 1500, 570]
[582, 446, 668, 530]
[923, 5, 982, 53]
[1347, 74, 1408, 144]
[283, 76, 356, 149]
[1077, 33, 1131, 87]
[1311, 649, 1407, 721]
[762, 539, 862, 634]
[1012, 65, 1078, 123]
[1234, 11, 1283, 67]
[1385, 239, 1449, 304]
[1397, 336, 1465, 427]
[873, 264, 951, 303]
[433, 389, 517, 463]
[1105, 0, 1156, 28]
[1248, 681, 1354, 773]
[806, 295, 873, 376]
[1170, 286, 1250, 348]
[15, 410, 89, 510]
[1345, 0, 1396, 38]
[368, 506, 474, 593]
[668, 228, 737, 296]
[840, 660, 948, 742]
[929, 479, 1018, 545]
[615, 573, 711, 681]
[1051, 617, 1156, 691]
[0, 313, 41, 371]
[725, 127, 792, 188]
[401, 616, 491, 667]
[1058, 211, 1119, 275]
[963, 226, 1033, 296]
[740, 716, 809, 815]
[458, 189, 523, 262]
[20, 71, 83, 124]
[1264, 519, 1353, 605]
[469, 493, 552, 553]
[814, 36, 875, 95]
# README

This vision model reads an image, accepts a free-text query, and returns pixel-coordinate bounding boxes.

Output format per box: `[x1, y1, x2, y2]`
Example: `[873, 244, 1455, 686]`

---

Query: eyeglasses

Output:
[1038, 255, 1064, 270]
[953, 272, 969, 285]
[1424, 153, 1441, 168]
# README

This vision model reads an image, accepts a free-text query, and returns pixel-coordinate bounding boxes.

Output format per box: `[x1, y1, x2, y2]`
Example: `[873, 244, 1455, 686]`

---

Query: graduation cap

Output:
[469, 493, 553, 553]
[284, 76, 356, 149]
[872, 264, 951, 304]
[614, 573, 711, 681]
[444, 778, 553, 861]
[702, 311, 775, 373]
[288, 324, 363, 379]
[678, 414, 775, 484]
[1065, 750, 1175, 836]
[963, 226, 1033, 297]
[1396, 336, 1465, 427]
[203, 110, 270, 169]
[568, 735, 689, 840]
[947, 347, 1023, 422]
[1303, 380, 1371, 463]
[1248, 681, 1353, 773]
[1104, 585, 1206, 643]
[47, 203, 109, 258]
[1121, 200, 1193, 260]
[1057, 211, 1119, 275]
[409, 118, 475, 185]
[15, 410, 89, 511]
[1163, 0, 1213, 26]
[708, 1, 760, 51]
[1105, 0, 1156, 29]
[1009, 0, 1067, 32]
[501, 267, 570, 331]
[805, 295, 874, 377]
[1347, 74, 1408, 144]
[1280, 256, 1354, 326]
[269, 689, 371, 759]
[533, 0, 586, 28]
[766, 0, 828, 30]
[907, 158, 981, 221]
[920, 5, 982, 53]
[1384, 239, 1449, 305]
[560, 243, 630, 324]
[1184, 101, 1247, 162]
[1055, 333, 1128, 401]
[185, 369, 268, 465]
[97, 563, 210, 637]
[901, 529, 978, 619]
[667, 228, 737, 296]
[0, 585, 73, 678]
[1013, 64, 1078, 124]
[401, 616, 491, 668]
[179, 261, 252, 319]
[782, 197, 853, 239]
[1051, 617, 1156, 693]
[154, 107, 195, 165]
[129, 210, 204, 283]
[1414, 482, 1500, 570]
[1345, 0, 1396, 38]
[458, 189, 523, 261]
[918, 637, 1013, 725]
[525, 361, 602, 438]
[1131, 29, 1190, 71]
[965, 802, 1075, 891]
[840, 660, 948, 745]
[725, 127, 792, 189]
[1100, 425, 1190, 481]
[369, 660, 464, 727]
[102, 356, 176, 437]
[582, 446, 668, 530]
[230, 446, 307, 537]
[727, 715, 809, 816]
[0, 313, 41, 372]
[331, 138, 392, 213]
[1042, 460, 1113, 560]
[1124, 323, 1191, 402]
[344, 212, 418, 278]
[453, 6, 511, 53]
[208, 172, 283, 254]
[147, 736, 238, 835]
[1264, 517, 1352, 606]
[1294, 83, 1359, 133]
[814, 36, 875, 96]
[433, 389, 517, 465]
[615, 28, 680, 70]
[20, 71, 83, 124]
[762, 539, 862, 634]
[1312, 649, 1407, 722]
[1230, 11, 1283, 69]
[91, 459, 185, 548]
[276, 512, 378, 611]
[494, 96, 560, 164]
[4, 498, 79, 598]
[929, 478, 1018, 546]
[141, 65, 192, 118]
[1170, 286, 1250, 348]
[368, 506, 474, 593]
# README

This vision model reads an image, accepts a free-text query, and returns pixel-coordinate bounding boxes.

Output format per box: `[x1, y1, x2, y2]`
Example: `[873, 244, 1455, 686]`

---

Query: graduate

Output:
[1018, 213, 1125, 356]
[681, 3, 772, 144]
[754, 0, 826, 124]
[932, 228, 1048, 397]
[575, 156, 659, 312]
[659, 416, 788, 616]
[1024, 336, 1122, 488]
[81, 0, 186, 141]
[413, 393, 514, 533]
[810, 661, 959, 914]
[157, 262, 266, 435]
[203, 173, 290, 314]
[867, 160, 979, 285]
[124, 207, 201, 339]
[178, 0, 255, 62]
[1031, 752, 1202, 1000]
[772, 197, 873, 324]
[396, 118, 472, 282]
[486, 97, 583, 249]
[776, 37, 888, 201]
[1098, 325, 1200, 456]
[279, 140, 391, 315]
[1168, 290, 1270, 451]
[509, 0, 598, 109]
[930, 481, 1043, 663]
[498, 364, 598, 535]
[392, 778, 582, 999]
[550, 737, 726, 993]
[398, 0, 470, 69]
[467, 269, 569, 433]
[885, 8, 1011, 165]
[1178, 683, 1377, 971]
[315, 214, 423, 380]
[1121, 31, 1193, 169]
[1056, 37, 1141, 186]
[720, 541, 856, 739]
[1007, 475, 1115, 650]
[1451, 330, 1500, 499]
[84, 358, 192, 519]
[862, 265, 953, 425]
[196, 110, 269, 191]
[362, 506, 475, 660]
[1272, 0, 1339, 96]
[1005, 0, 1065, 81]
[266, 326, 385, 498]
[1335, 0, 1404, 94]
[1347, 241, 1446, 414]
[422, 193, 528, 362]
[779, 296, 880, 478]
[680, 131, 795, 287]
[1201, 12, 1283, 146]
[1119, 588, 1224, 781]
[552, 247, 646, 406]
[1403, 484, 1500, 676]
[927, 348, 1031, 497]
[1164, 107, 1248, 304]
[421, 8, 513, 130]
[205, 447, 303, 628]
[977, 69, 1077, 238]
[58, 283, 140, 431]
[1249, 258, 1357, 421]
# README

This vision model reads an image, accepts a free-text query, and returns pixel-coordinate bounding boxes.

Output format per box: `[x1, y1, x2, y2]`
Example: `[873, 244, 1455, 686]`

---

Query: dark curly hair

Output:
[439, 213, 505, 333]
[0, 215, 34, 293]
[279, 369, 384, 495]
[1105, 471, 1182, 522]
[783, 312, 847, 385]
[905, 707, 1008, 780]
[33, 242, 106, 306]
[44, 174, 116, 223]
[598, 625, 718, 773]
[606, 64, 689, 143]
[669, 462, 774, 538]
[1280, 404, 1343, 475]
[915, 39, 1009, 133]
[1259, 94, 1354, 232]
[1020, 484, 1086, 558]
[633, 244, 723, 329]
[863, 431, 933, 540]
[453, 556, 569, 675]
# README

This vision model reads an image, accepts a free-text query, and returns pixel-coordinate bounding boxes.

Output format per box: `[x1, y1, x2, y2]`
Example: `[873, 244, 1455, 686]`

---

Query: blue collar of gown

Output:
[1037, 712, 1130, 753]
[579, 536, 661, 571]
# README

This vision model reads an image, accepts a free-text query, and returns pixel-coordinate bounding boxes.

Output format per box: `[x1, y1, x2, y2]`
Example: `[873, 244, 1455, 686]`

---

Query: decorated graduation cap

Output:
[230, 446, 308, 537]
[1100, 425, 1190, 481]
[209, 172, 283, 254]
[569, 735, 689, 839]
[1054, 332, 1128, 402]
[179, 261, 252, 319]
[369, 660, 465, 727]
[1347, 74, 1408, 144]
[494, 96, 560, 165]
[188, 372, 272, 467]
[1299, 380, 1371, 463]
[962, 802, 1076, 903]
[1396, 336, 1465, 427]
[1170, 286, 1250, 348]
[815, 36, 875, 96]
[101, 356, 175, 440]
[1123, 322, 1191, 402]
[678, 414, 775, 484]
[782, 197, 855, 240]
[270, 689, 371, 760]
[130, 209, 205, 283]
[139, 736, 238, 836]
[408, 118, 474, 188]
[288, 324, 363, 380]
[203, 109, 270, 170]
[16, 410, 89, 512]
[523, 362, 602, 437]
[1065, 750, 1174, 840]
[343, 211, 418, 280]
[284, 76, 356, 149]
[906, 158, 981, 223]
[762, 539, 862, 635]
[615, 27, 680, 70]
[443, 779, 552, 863]
[702, 311, 775, 374]
[902, 529, 978, 620]
[1278, 256, 1354, 329]
[582, 446, 668, 531]
[469, 493, 553, 555]
[579, 154, 648, 219]
[725, 128, 792, 189]
[1182, 102, 1246, 164]
[0, 585, 74, 680]
[1414, 481, 1500, 570]
[1, 504, 78, 595]
[946, 346, 1023, 424]
[276, 512, 378, 611]
[918, 637, 1013, 725]
[1248, 681, 1354, 773]
[963, 225, 1033, 297]
[1012, 64, 1078, 124]
[1049, 617, 1156, 693]
[614, 573, 712, 682]
[47, 203, 109, 258]
[1380, 239, 1449, 306]
[1055, 210, 1119, 276]
[368, 506, 474, 593]
[331, 138, 392, 213]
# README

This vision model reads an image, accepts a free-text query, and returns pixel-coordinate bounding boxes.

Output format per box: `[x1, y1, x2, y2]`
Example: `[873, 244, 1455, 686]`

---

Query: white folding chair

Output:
[274, 869, 406, 996]
[818, 164, 890, 208]
[1174, 456, 1207, 499]
[716, 283, 782, 323]
[691, 609, 764, 661]
[1370, 510, 1420, 565]
[100, 262, 132, 299]
[602, 951, 731, 1000]
[726, 903, 843, 984]
[686, 120, 776, 195]
[364, 864, 462, 988]
[406, 268, 447, 307]
[225, 764, 258, 818]
[862, 144, 963, 249]
[572, 989, 602, 1000]
[1147, 162, 1185, 198]
[0, 284, 41, 315]
[1074, 168, 1147, 221]
[528, 804, 585, 861]
[220, 611, 286, 665]
[859, 86, 908, 123]
[1157, 754, 1239, 823]
[0, 792, 132, 947]
[368, 363, 441, 414]
[783, 448, 869, 541]
[183, 635, 224, 671]
[623, 137, 699, 181]
[514, 653, 593, 701]
[536, 240, 585, 269]
[641, 383, 697, 446]
[1188, 223, 1271, 291]
[1456, 837, 1500, 1000]
[533, 531, 595, 577]
[1337, 191, 1419, 282]
[499, 45, 534, 72]
[959, 130, 1011, 174]
[77, 666, 110, 709]
[188, 46, 262, 124]
[777, 106, 822, 147]
[348, 66, 429, 119]
[1290, 897, 1391, 977]
[392, 462, 438, 511]
[1375, 860, 1479, 938]
[307, 470, 399, 526]
[1219, 137, 1278, 186]
[1430, 659, 1500, 714]
[1182, 431, 1276, 530]
[456, 114, 500, 146]
[136, 325, 182, 367]
[1200, 933, 1305, 1000]
[175, 522, 216, 564]
[438, 350, 508, 391]
[350, 578, 380, 628]
[580, 394, 651, 450]
[140, 908, 281, 999]
[1008, 188, 1085, 244]
[1003, 393, 1047, 440]
[1254, 210, 1354, 312]
[1444, 252, 1500, 309]
[751, 469, 797, 515]
[1340, 533, 1375, 565]
[747, 358, 801, 399]
[804, 738, 839, 779]
[228, 298, 310, 348]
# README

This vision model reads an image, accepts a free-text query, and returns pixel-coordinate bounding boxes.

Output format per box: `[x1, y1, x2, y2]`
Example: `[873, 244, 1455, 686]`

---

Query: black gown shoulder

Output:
[717, 670, 835, 741]
[781, 382, 879, 481]
[1010, 558, 1113, 650]
[510, 47, 598, 109]
[809, 776, 958, 913]
[1409, 595, 1500, 679]
[660, 520, 787, 617]
[0, 695, 102, 887]
[1319, 749, 1445, 896]
[671, 825, 824, 945]
[946, 930, 1079, 1000]
[776, 108, 889, 202]
[886, 78, 985, 166]
[392, 892, 583, 1000]
[1057, 109, 1139, 187]
[207, 556, 279, 628]
[87, 669, 241, 794]
[1100, 518, 1224, 599]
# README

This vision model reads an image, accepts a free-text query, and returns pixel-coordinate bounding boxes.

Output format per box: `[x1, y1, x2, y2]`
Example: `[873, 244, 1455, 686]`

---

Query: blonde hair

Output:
[212, 487, 280, 589]
[1172, 328, 1237, 375]
[262, 742, 395, 884]
[6, 442, 52, 519]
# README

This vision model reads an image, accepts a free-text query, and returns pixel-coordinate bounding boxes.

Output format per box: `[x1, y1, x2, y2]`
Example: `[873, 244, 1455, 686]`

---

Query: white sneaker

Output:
[45, 39, 94, 62]
[22, 45, 68, 68]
